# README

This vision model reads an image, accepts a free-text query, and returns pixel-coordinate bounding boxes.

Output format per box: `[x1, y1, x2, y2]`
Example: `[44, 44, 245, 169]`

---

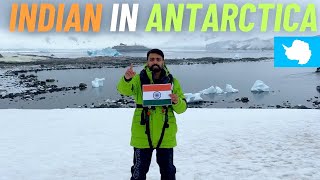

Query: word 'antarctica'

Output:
[9, 3, 317, 32]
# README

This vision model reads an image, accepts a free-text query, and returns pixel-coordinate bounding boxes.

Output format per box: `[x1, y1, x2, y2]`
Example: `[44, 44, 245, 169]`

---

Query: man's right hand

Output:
[124, 64, 136, 80]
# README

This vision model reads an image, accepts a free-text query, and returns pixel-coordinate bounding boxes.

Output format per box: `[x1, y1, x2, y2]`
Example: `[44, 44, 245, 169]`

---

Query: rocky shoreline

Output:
[1, 56, 320, 109]
[0, 56, 271, 69]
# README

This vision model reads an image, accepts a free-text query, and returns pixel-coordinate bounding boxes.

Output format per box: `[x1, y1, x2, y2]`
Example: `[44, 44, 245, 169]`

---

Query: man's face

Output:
[147, 53, 164, 72]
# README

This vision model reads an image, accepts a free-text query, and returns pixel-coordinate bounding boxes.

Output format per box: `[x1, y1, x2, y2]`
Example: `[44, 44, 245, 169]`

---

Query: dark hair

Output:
[147, 49, 164, 60]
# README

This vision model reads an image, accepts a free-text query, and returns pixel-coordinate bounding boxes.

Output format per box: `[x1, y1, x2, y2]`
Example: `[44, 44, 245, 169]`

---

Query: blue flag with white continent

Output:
[274, 36, 320, 67]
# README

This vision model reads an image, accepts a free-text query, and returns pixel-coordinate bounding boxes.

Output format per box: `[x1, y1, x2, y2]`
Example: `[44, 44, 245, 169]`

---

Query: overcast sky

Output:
[0, 0, 318, 49]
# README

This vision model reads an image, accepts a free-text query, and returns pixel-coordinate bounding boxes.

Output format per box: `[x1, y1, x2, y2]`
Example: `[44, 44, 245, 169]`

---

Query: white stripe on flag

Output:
[143, 90, 171, 100]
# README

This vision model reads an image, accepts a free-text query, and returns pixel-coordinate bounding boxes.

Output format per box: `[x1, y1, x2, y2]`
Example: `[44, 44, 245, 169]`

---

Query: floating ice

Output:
[199, 86, 216, 95]
[87, 48, 121, 57]
[184, 93, 203, 103]
[251, 80, 270, 92]
[215, 86, 224, 94]
[225, 84, 239, 93]
[92, 78, 105, 88]
[199, 86, 224, 94]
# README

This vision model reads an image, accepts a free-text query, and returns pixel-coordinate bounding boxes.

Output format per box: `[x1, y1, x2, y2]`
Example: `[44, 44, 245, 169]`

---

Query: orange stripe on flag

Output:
[143, 84, 171, 92]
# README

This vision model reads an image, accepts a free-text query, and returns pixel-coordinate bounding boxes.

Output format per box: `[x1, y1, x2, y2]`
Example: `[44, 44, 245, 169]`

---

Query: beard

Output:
[150, 64, 162, 72]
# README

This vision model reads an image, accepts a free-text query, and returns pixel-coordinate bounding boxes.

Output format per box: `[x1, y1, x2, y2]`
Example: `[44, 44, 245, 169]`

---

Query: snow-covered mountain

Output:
[206, 38, 274, 51]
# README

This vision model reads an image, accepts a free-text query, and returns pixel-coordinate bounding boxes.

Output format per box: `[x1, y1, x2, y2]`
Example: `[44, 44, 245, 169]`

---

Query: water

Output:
[1, 60, 320, 109]
[0, 49, 273, 59]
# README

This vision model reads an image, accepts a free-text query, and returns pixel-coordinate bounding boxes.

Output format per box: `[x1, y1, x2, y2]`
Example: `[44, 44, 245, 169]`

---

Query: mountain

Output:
[206, 38, 274, 51]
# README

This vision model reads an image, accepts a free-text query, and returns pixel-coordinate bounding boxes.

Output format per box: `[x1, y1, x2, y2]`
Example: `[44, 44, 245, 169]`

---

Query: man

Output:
[117, 49, 187, 180]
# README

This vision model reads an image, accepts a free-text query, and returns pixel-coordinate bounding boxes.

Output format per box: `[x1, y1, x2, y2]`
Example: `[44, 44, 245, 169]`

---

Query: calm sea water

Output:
[1, 49, 273, 59]
[1, 60, 320, 109]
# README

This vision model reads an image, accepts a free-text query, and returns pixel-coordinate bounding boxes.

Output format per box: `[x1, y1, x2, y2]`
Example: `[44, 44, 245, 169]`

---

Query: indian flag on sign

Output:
[143, 84, 172, 106]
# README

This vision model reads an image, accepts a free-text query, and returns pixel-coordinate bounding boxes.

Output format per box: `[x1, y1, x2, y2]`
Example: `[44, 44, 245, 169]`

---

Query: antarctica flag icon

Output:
[274, 36, 320, 67]
[143, 84, 172, 106]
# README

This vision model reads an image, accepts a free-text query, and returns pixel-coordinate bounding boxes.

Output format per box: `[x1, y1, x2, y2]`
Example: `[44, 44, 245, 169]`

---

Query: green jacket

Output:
[117, 66, 187, 148]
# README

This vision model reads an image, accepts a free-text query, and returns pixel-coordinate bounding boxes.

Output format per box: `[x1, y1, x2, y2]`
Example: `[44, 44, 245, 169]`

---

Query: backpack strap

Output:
[156, 106, 170, 148]
[143, 107, 154, 149]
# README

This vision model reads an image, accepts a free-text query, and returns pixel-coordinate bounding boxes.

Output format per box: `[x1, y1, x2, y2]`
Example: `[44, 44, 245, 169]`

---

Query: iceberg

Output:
[215, 86, 224, 94]
[251, 80, 270, 92]
[87, 48, 122, 57]
[199, 86, 216, 95]
[184, 93, 203, 103]
[225, 84, 239, 93]
[91, 78, 105, 88]
[199, 86, 224, 94]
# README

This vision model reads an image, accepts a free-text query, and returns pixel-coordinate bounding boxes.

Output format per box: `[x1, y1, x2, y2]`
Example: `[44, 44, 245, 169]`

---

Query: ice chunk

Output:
[225, 84, 239, 93]
[199, 86, 216, 95]
[251, 80, 270, 92]
[199, 85, 224, 94]
[92, 78, 105, 88]
[87, 48, 122, 57]
[215, 86, 224, 94]
[0, 89, 7, 97]
[184, 93, 203, 103]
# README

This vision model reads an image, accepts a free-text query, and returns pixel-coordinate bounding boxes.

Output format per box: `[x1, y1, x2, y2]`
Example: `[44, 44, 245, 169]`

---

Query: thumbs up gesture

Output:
[124, 64, 136, 80]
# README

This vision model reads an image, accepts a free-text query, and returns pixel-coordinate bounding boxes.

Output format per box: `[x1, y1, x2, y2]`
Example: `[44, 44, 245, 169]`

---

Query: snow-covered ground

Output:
[0, 109, 319, 180]
[0, 53, 47, 62]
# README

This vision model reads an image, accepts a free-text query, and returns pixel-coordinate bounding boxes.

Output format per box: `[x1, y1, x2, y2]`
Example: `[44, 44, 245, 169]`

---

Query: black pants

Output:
[130, 148, 176, 180]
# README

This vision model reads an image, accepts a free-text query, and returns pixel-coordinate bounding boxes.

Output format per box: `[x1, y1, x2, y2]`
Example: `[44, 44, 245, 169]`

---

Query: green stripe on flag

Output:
[143, 99, 172, 106]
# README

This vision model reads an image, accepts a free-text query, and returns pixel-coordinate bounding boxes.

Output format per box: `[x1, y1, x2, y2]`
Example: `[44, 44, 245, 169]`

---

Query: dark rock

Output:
[18, 74, 26, 79]
[29, 74, 37, 78]
[0, 54, 3, 58]
[276, 105, 283, 108]
[79, 83, 87, 90]
[111, 104, 122, 108]
[8, 93, 16, 99]
[313, 101, 320, 105]
[51, 85, 58, 89]
[46, 79, 55, 82]
[48, 88, 55, 93]
[241, 97, 249, 103]
[40, 81, 46, 86]
[292, 105, 310, 109]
